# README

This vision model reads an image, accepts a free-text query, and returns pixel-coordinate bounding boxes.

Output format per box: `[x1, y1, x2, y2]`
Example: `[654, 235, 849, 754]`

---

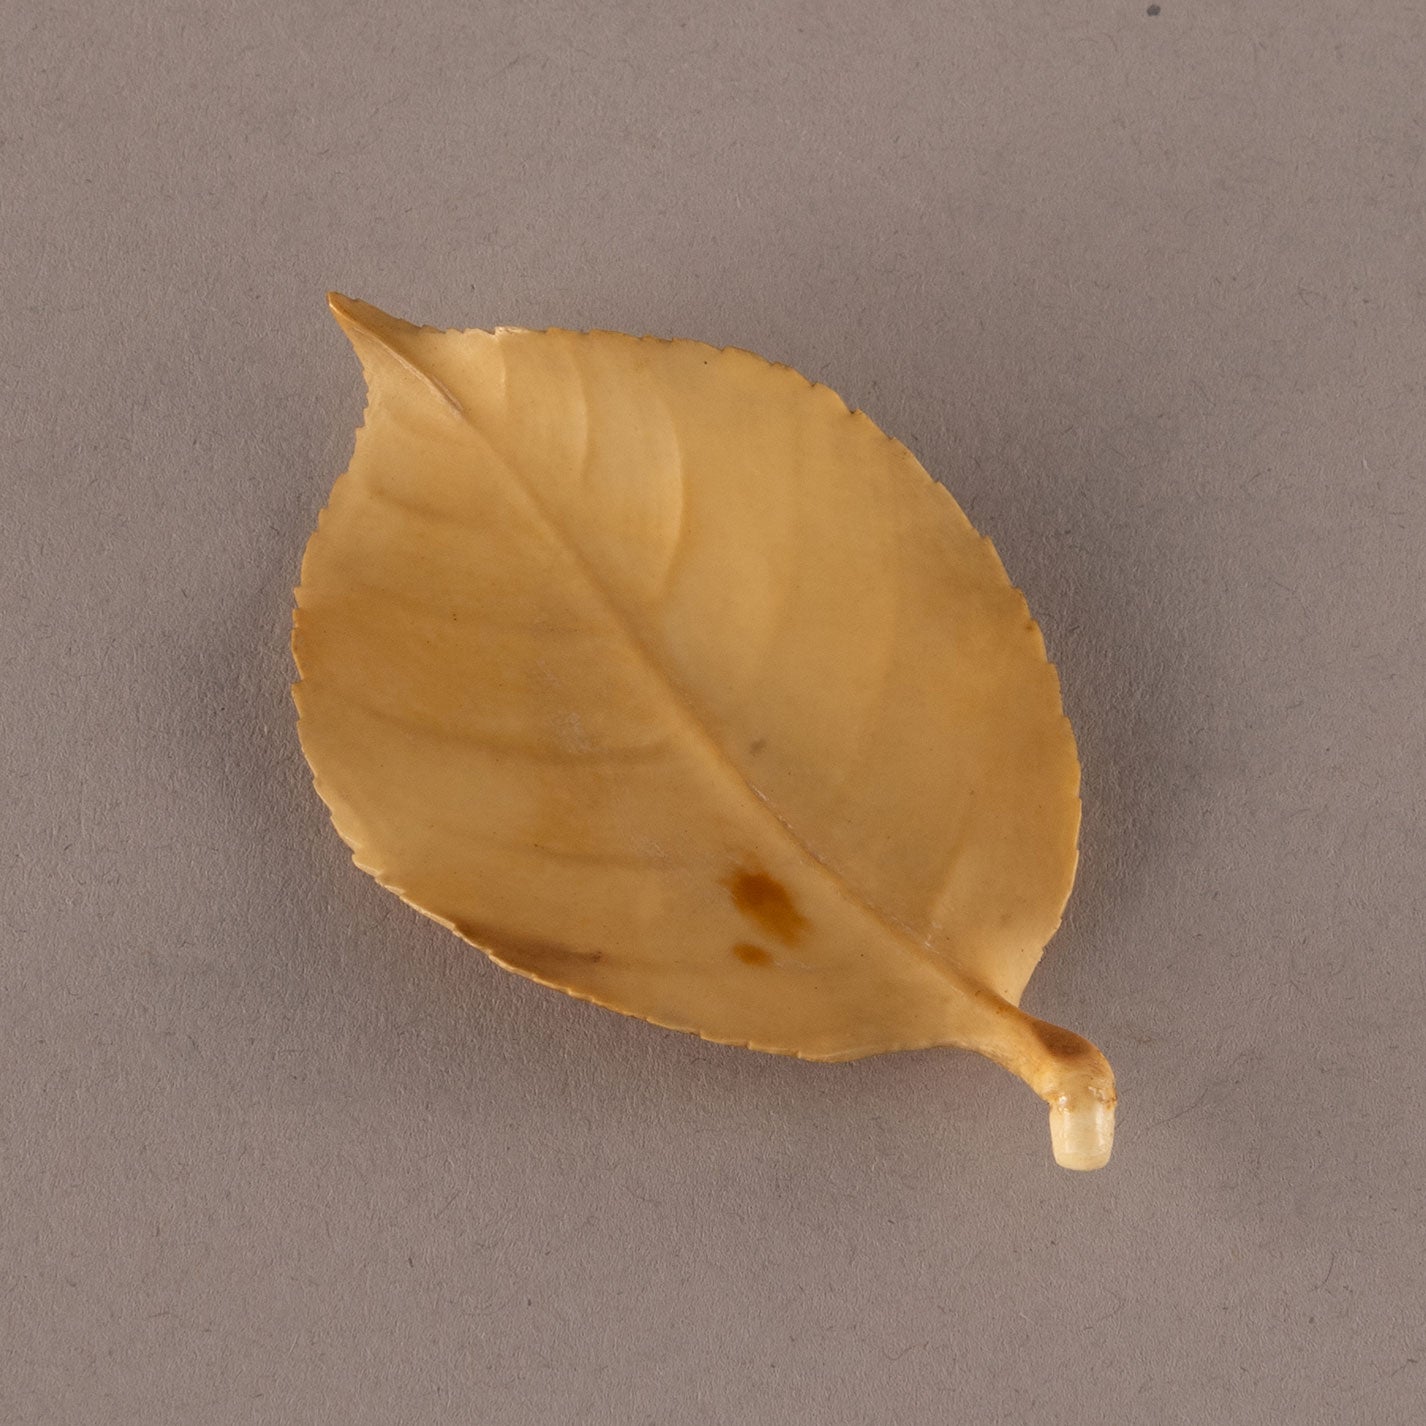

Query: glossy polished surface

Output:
[295, 298, 1112, 1165]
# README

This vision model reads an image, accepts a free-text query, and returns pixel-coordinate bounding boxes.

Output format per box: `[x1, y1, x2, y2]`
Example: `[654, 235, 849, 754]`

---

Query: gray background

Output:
[4, 1, 1424, 1422]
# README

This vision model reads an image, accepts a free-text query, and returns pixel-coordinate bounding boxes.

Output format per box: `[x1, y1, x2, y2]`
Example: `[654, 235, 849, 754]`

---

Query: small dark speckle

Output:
[748, 737, 767, 755]
[1147, 4, 1161, 13]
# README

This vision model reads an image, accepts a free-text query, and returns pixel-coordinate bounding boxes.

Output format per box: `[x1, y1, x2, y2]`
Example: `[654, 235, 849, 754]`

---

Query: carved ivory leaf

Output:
[292, 296, 1117, 1169]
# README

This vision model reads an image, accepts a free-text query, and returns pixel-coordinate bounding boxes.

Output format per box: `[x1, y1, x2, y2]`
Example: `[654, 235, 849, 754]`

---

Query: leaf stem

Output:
[965, 998, 1117, 1170]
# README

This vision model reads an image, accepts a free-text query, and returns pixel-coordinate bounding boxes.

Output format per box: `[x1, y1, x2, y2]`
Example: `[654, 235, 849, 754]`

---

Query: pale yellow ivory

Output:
[293, 295, 1117, 1169]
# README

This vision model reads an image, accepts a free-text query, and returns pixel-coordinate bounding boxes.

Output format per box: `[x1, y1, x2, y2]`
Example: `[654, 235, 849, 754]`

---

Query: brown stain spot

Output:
[722, 867, 808, 946]
[452, 920, 603, 969]
[1030, 1020, 1094, 1063]
[732, 942, 773, 967]
[748, 737, 767, 755]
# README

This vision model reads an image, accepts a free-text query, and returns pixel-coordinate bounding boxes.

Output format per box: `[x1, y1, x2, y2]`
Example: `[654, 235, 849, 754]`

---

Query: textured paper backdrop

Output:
[4, 1, 1424, 1422]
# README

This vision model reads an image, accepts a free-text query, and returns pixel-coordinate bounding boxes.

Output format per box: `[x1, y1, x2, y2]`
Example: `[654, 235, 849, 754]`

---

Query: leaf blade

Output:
[294, 296, 1115, 1167]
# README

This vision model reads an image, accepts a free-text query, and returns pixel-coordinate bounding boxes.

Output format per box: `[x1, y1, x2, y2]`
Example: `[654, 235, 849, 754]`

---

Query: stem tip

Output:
[1049, 1092, 1115, 1171]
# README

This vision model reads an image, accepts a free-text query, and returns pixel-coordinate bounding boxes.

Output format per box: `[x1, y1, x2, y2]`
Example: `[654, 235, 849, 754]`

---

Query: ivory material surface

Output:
[294, 297, 1115, 1167]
